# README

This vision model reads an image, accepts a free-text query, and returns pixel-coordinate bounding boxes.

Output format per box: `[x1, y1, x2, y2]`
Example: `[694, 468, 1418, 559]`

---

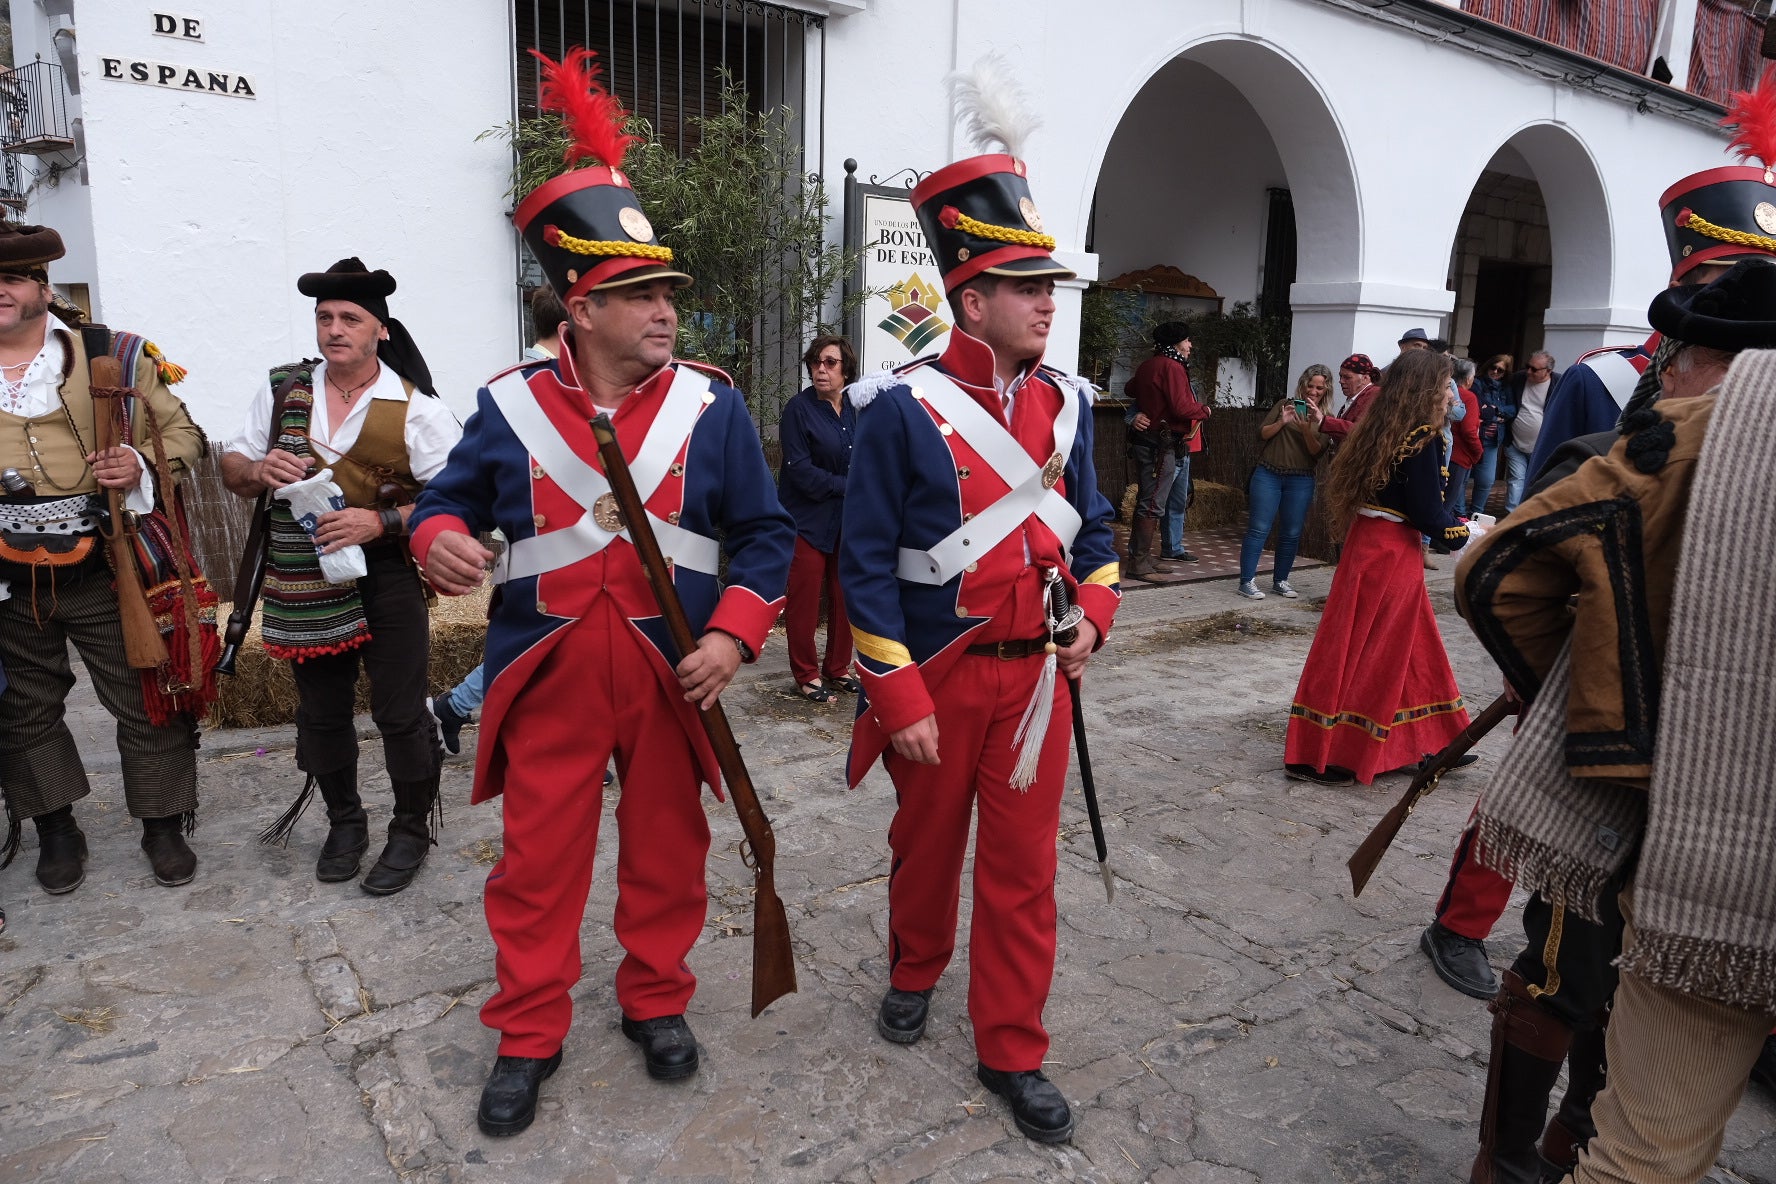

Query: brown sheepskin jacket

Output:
[1453, 395, 1715, 786]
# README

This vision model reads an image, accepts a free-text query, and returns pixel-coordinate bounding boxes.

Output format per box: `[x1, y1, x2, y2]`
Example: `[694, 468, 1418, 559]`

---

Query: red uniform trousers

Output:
[884, 652, 1071, 1072]
[1433, 799, 1513, 941]
[480, 597, 711, 1058]
[785, 535, 853, 687]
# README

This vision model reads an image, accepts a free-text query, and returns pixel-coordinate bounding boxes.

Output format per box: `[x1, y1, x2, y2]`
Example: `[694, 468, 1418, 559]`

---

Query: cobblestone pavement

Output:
[2, 567, 1772, 1184]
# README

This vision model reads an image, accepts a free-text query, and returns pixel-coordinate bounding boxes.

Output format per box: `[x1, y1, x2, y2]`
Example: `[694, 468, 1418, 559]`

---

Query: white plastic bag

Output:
[274, 468, 368, 584]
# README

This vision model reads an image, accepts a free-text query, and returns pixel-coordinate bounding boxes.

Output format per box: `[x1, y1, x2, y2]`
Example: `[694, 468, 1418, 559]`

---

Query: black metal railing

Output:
[0, 60, 75, 154]
[513, 1, 827, 422]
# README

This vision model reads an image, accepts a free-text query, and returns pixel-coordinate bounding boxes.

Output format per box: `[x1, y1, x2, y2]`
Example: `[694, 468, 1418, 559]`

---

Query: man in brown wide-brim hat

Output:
[0, 221, 209, 895]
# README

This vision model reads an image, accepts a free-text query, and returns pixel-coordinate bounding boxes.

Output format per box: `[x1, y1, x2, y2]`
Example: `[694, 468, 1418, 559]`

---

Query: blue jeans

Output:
[1161, 453, 1192, 556]
[1468, 444, 1501, 515]
[446, 663, 485, 717]
[1240, 465, 1316, 585]
[1503, 444, 1532, 512]
[1445, 462, 1472, 516]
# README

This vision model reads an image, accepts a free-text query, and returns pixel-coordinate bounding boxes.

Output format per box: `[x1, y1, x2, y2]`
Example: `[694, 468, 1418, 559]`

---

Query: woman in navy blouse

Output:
[778, 335, 860, 701]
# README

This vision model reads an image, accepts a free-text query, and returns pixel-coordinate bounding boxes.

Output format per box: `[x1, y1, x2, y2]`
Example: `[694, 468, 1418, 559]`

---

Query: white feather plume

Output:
[945, 52, 1040, 159]
[846, 367, 912, 410]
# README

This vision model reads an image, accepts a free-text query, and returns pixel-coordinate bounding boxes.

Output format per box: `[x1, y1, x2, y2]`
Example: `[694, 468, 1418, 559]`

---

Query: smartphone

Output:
[1291, 398, 1309, 418]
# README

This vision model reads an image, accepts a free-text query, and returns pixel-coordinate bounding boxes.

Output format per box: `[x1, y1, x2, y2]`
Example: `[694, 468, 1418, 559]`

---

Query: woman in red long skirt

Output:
[1284, 350, 1472, 786]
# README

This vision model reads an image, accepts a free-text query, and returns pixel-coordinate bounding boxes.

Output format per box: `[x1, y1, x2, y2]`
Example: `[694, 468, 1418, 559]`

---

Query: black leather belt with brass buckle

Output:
[964, 636, 1052, 660]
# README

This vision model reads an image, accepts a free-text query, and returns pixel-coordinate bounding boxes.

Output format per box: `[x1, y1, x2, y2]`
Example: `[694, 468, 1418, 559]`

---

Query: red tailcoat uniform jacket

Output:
[409, 344, 793, 1058]
[839, 328, 1122, 1071]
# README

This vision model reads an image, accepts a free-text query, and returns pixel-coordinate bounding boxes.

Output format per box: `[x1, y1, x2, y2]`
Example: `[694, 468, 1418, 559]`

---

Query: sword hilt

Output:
[1047, 566, 1081, 648]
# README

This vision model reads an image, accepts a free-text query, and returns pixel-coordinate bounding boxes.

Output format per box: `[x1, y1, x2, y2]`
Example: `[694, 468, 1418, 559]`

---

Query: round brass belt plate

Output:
[593, 491, 626, 532]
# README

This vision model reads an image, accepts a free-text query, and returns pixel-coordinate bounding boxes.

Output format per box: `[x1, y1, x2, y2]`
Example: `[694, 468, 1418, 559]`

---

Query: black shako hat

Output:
[911, 155, 1074, 294]
[911, 54, 1072, 294]
[1646, 259, 1776, 351]
[0, 222, 65, 281]
[297, 257, 436, 396]
[516, 48, 690, 302]
[1661, 66, 1776, 280]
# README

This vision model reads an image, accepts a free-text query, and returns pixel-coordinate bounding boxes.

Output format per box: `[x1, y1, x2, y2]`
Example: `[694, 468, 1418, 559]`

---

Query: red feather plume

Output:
[530, 47, 639, 169]
[1723, 62, 1776, 171]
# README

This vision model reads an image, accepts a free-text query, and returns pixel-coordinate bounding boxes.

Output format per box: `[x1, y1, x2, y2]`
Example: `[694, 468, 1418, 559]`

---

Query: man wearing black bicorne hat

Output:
[0, 222, 208, 893]
[220, 258, 461, 897]
[410, 48, 793, 1136]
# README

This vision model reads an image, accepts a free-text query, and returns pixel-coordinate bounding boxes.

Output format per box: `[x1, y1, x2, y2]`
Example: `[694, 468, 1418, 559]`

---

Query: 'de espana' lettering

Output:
[98, 57, 257, 99]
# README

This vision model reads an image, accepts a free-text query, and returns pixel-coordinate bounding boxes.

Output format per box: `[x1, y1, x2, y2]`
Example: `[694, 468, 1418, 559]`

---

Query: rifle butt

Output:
[749, 879, 798, 1018]
[115, 549, 169, 669]
[1346, 803, 1410, 897]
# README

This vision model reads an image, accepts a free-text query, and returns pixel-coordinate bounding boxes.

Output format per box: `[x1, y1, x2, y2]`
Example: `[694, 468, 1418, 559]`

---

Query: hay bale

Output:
[1118, 478, 1246, 532]
[1185, 479, 1246, 531]
[210, 586, 491, 730]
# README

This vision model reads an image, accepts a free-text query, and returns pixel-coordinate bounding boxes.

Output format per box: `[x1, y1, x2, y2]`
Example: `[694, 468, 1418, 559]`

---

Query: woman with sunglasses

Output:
[779, 335, 862, 702]
[1465, 354, 1515, 514]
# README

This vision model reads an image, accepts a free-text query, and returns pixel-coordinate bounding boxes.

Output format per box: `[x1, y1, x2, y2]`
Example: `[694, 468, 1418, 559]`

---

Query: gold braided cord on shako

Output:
[543, 224, 675, 262]
[944, 209, 1057, 250]
[1677, 208, 1776, 254]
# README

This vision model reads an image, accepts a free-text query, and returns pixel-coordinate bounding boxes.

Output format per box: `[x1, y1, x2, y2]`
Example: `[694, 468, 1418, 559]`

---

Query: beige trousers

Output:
[1568, 889, 1775, 1184]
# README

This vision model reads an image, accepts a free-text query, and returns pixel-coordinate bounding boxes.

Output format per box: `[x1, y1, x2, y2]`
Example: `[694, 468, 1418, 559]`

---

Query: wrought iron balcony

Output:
[0, 60, 75, 156]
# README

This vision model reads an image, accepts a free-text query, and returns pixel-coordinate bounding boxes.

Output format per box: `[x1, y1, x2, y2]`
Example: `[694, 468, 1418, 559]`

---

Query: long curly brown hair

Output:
[1323, 350, 1454, 538]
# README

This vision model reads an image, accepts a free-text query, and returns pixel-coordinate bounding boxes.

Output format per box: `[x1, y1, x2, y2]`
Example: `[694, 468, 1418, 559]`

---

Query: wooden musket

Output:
[1347, 694, 1517, 897]
[89, 353, 168, 670]
[588, 411, 797, 1017]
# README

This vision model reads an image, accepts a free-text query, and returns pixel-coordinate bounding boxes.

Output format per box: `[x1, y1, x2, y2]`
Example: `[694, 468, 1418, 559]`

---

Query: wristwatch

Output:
[725, 631, 754, 663]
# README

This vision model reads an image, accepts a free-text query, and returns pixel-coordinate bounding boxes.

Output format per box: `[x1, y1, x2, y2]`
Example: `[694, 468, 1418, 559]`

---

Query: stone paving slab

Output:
[2, 566, 1772, 1183]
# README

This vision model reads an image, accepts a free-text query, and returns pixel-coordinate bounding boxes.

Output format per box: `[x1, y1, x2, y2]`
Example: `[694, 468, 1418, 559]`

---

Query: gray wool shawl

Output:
[1476, 349, 1776, 1014]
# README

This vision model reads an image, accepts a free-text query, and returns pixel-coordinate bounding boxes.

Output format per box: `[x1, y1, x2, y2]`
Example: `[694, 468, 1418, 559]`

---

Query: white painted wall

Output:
[821, 0, 1736, 384]
[70, 3, 517, 435]
[24, 0, 1740, 432]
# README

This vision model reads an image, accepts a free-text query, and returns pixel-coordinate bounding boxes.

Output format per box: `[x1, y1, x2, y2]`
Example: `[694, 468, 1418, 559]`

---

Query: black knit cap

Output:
[1153, 321, 1190, 347]
[1647, 259, 1776, 352]
[296, 258, 436, 396]
[0, 222, 65, 281]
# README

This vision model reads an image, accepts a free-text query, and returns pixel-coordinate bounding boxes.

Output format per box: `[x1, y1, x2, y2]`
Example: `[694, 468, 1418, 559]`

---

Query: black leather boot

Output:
[33, 806, 87, 894]
[977, 1064, 1074, 1143]
[314, 769, 369, 883]
[876, 987, 933, 1044]
[476, 1049, 562, 1136]
[140, 814, 197, 886]
[1470, 971, 1569, 1184]
[1539, 1018, 1608, 1177]
[621, 1014, 700, 1080]
[361, 773, 437, 896]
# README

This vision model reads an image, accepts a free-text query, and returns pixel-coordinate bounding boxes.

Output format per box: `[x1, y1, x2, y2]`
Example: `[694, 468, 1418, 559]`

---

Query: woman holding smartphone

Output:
[1236, 364, 1332, 600]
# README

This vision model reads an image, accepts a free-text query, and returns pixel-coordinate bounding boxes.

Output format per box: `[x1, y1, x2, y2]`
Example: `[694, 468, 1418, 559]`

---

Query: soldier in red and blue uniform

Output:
[840, 122, 1121, 1144]
[408, 49, 793, 1139]
[1526, 160, 1776, 479]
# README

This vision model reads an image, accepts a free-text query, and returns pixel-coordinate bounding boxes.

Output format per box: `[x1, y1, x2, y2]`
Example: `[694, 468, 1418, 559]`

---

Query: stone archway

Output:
[1085, 36, 1362, 406]
[1447, 122, 1615, 370]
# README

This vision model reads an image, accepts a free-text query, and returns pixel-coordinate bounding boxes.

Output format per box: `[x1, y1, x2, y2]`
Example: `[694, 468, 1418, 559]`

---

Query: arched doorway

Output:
[1084, 37, 1360, 576]
[1086, 37, 1361, 408]
[1447, 124, 1614, 372]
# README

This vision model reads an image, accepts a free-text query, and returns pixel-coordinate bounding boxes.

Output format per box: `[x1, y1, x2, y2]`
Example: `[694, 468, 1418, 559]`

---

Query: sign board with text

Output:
[849, 187, 951, 376]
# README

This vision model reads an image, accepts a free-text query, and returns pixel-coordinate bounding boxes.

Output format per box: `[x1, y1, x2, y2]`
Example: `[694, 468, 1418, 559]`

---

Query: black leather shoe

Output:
[476, 1050, 562, 1137]
[33, 807, 87, 895]
[876, 987, 933, 1045]
[1421, 921, 1500, 999]
[141, 816, 197, 886]
[621, 1014, 700, 1080]
[316, 819, 370, 883]
[360, 828, 429, 896]
[976, 1064, 1074, 1143]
